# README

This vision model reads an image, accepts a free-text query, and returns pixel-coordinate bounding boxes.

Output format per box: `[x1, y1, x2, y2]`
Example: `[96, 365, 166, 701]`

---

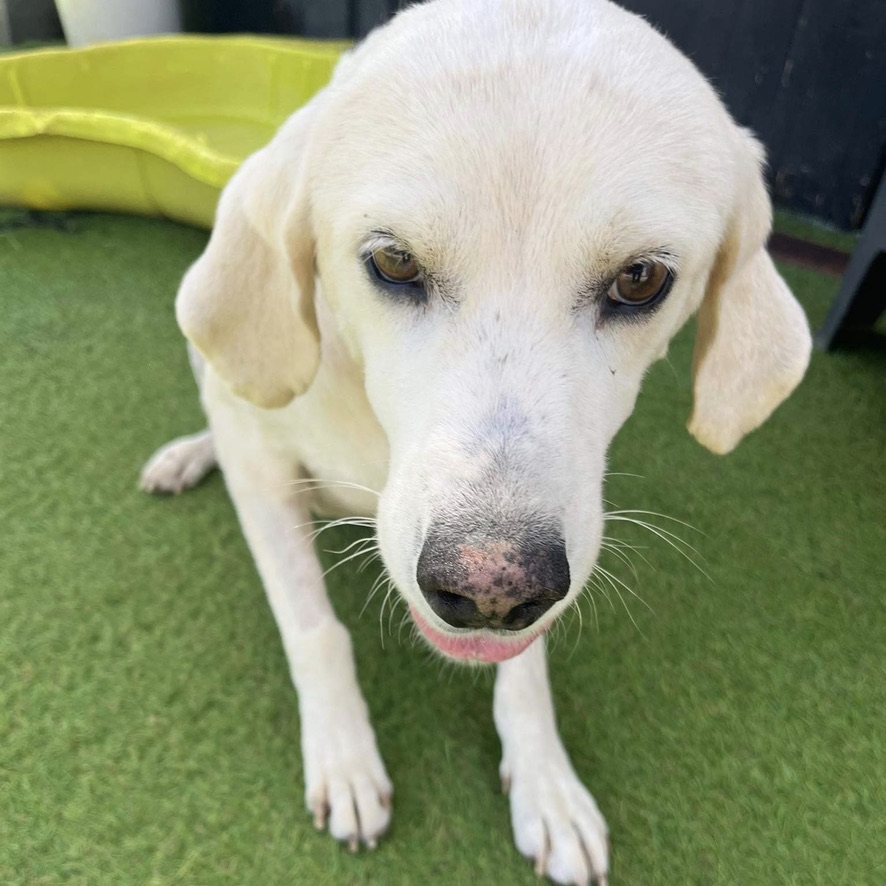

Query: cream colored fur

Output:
[142, 2, 812, 882]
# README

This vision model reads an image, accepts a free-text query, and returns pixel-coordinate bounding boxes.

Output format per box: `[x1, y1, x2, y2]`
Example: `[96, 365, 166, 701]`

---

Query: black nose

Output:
[416, 530, 570, 631]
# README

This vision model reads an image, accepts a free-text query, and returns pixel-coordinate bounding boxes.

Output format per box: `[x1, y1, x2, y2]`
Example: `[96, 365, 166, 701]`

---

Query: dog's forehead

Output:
[312, 1, 736, 268]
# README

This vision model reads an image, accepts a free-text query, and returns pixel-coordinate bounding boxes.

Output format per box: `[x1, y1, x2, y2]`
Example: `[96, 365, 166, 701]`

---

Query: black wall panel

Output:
[619, 0, 886, 229]
[195, 0, 886, 230]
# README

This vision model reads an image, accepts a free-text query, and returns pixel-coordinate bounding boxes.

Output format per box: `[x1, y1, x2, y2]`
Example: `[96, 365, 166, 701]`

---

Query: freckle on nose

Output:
[416, 528, 570, 631]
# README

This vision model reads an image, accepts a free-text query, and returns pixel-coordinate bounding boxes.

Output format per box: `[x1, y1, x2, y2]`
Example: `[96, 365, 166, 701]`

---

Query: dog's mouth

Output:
[409, 605, 545, 663]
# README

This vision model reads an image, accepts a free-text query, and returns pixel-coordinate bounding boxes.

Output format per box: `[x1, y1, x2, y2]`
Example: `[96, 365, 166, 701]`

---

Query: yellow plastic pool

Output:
[0, 36, 344, 228]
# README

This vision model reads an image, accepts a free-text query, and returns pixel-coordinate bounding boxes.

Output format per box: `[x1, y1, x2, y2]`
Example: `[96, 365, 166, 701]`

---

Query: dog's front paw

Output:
[139, 430, 216, 494]
[501, 743, 609, 885]
[301, 701, 393, 851]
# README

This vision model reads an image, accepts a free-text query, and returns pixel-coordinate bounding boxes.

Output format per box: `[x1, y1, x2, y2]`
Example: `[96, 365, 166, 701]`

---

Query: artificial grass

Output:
[772, 209, 859, 254]
[1, 208, 884, 886]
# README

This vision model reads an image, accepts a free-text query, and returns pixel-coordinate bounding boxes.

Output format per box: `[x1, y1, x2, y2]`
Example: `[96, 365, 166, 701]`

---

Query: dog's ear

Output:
[176, 102, 321, 409]
[687, 132, 811, 454]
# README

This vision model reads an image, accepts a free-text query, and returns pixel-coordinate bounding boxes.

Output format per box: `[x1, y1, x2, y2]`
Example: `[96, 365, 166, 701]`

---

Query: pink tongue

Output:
[410, 606, 538, 663]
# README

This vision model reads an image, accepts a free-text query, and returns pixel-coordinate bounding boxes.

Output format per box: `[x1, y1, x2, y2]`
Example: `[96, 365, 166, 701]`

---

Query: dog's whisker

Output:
[604, 515, 710, 578]
[594, 561, 655, 640]
[615, 517, 713, 581]
[576, 584, 601, 633]
[357, 550, 381, 574]
[378, 581, 396, 650]
[380, 577, 404, 642]
[600, 535, 637, 547]
[584, 586, 600, 632]
[601, 542, 638, 575]
[397, 610, 411, 646]
[546, 621, 559, 656]
[359, 582, 382, 619]
[298, 516, 352, 537]
[605, 508, 704, 536]
[330, 537, 377, 556]
[601, 535, 651, 554]
[284, 477, 381, 497]
[595, 564, 653, 614]
[321, 543, 380, 579]
[564, 597, 584, 661]
[315, 517, 377, 537]
[338, 540, 379, 563]
[359, 569, 390, 618]
[324, 535, 378, 557]
[592, 567, 645, 636]
[548, 611, 569, 656]
[303, 516, 376, 542]
[587, 574, 616, 613]
[387, 589, 404, 638]
[406, 619, 424, 654]
[369, 569, 388, 595]
[600, 540, 641, 582]
[602, 535, 655, 573]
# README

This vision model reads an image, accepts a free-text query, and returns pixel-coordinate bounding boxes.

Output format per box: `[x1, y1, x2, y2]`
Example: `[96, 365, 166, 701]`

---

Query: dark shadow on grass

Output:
[0, 208, 81, 233]
[816, 329, 886, 366]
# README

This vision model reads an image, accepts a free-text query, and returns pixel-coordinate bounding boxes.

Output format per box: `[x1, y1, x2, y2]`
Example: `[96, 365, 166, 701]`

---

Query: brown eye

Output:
[608, 260, 672, 306]
[369, 246, 421, 285]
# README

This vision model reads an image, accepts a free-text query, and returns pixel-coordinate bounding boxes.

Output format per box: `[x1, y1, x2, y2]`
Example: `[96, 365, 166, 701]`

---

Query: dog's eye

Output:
[607, 260, 672, 307]
[369, 246, 422, 285]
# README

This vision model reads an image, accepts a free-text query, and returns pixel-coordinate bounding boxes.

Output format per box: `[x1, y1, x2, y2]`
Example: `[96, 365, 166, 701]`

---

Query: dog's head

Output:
[177, 0, 811, 662]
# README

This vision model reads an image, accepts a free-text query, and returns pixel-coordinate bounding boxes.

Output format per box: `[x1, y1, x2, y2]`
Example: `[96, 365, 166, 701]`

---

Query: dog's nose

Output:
[416, 532, 570, 631]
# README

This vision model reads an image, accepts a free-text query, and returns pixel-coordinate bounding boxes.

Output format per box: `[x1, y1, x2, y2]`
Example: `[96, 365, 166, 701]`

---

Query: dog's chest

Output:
[202, 292, 389, 517]
[263, 334, 388, 518]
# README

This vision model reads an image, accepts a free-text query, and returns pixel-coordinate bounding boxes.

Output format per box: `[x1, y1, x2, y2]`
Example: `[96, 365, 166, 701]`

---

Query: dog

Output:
[139, 1, 812, 881]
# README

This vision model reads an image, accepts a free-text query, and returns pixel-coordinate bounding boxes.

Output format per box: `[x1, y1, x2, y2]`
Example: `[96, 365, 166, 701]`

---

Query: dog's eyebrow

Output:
[632, 248, 680, 275]
[358, 229, 407, 254]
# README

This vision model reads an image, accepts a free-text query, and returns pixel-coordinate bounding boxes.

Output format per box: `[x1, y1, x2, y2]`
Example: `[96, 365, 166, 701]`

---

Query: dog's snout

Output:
[416, 531, 570, 631]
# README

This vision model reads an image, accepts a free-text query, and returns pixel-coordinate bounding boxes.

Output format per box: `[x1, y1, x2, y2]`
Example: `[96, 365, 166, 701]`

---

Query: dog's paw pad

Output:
[139, 431, 216, 494]
[504, 757, 608, 885]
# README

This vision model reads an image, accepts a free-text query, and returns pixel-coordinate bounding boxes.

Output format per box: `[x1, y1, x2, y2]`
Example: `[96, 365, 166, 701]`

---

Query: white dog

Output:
[141, 1, 811, 881]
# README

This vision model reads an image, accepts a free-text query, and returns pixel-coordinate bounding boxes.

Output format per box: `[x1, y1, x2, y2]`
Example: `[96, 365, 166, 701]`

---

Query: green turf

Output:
[1, 208, 884, 886]
[772, 209, 858, 253]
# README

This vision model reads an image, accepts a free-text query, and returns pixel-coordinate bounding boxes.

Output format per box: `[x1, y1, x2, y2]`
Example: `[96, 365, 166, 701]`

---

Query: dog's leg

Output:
[495, 638, 609, 885]
[140, 346, 217, 494]
[212, 424, 392, 851]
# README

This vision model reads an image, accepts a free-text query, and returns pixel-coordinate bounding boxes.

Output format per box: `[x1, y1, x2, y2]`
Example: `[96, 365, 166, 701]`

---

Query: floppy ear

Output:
[688, 132, 812, 455]
[175, 103, 321, 409]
